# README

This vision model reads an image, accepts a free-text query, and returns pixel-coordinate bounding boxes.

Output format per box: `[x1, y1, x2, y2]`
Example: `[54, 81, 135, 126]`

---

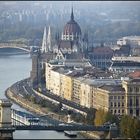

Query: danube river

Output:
[0, 54, 84, 139]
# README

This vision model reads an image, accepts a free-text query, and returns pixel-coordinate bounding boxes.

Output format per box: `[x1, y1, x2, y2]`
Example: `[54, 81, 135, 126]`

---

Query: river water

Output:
[0, 54, 84, 139]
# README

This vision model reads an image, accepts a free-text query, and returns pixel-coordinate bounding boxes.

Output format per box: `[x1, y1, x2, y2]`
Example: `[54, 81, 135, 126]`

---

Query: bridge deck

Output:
[14, 125, 109, 131]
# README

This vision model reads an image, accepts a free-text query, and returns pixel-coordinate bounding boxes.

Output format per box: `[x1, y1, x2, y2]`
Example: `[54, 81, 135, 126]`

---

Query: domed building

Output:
[40, 7, 88, 56]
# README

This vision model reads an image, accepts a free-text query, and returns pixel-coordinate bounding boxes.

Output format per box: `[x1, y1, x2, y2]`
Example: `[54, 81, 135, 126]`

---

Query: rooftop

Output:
[99, 85, 125, 92]
[130, 78, 140, 83]
[91, 46, 114, 55]
[119, 36, 140, 41]
[81, 78, 121, 86]
[112, 56, 140, 62]
[128, 71, 140, 78]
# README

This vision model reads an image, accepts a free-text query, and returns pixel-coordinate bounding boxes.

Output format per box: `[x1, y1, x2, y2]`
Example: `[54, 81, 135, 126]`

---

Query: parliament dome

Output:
[63, 8, 82, 37]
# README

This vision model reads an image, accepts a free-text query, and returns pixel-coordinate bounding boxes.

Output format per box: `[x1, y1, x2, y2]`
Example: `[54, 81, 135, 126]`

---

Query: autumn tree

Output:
[94, 109, 107, 126]
[94, 108, 118, 126]
[120, 115, 140, 138]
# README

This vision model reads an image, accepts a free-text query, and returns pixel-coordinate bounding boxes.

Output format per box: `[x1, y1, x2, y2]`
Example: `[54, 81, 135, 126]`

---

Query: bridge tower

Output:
[0, 99, 15, 140]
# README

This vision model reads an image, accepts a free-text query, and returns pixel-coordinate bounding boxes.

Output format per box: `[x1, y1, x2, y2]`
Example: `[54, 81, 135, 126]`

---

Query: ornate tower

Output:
[41, 26, 47, 53]
[41, 26, 52, 53]
[47, 26, 52, 52]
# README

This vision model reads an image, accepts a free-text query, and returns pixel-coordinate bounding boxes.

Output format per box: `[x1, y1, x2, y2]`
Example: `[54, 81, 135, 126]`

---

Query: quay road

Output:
[11, 78, 91, 115]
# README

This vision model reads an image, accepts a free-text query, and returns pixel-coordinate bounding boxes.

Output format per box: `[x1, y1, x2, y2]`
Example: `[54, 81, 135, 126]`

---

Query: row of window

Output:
[129, 109, 140, 116]
[110, 109, 124, 114]
[129, 98, 139, 106]
[128, 87, 140, 93]
[110, 102, 124, 107]
[110, 96, 124, 100]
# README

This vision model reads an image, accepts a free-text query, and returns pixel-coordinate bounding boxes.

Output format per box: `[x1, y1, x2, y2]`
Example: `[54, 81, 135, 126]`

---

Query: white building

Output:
[117, 36, 140, 46]
[109, 56, 140, 73]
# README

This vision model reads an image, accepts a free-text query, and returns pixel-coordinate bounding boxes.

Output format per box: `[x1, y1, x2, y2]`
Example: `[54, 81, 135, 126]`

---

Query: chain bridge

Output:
[11, 108, 110, 131]
[0, 99, 118, 139]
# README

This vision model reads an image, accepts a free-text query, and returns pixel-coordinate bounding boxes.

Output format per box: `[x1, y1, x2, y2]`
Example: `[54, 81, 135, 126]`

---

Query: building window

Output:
[130, 98, 133, 106]
[122, 96, 124, 99]
[110, 102, 113, 107]
[110, 96, 113, 100]
[130, 109, 133, 115]
[118, 102, 120, 107]
[114, 110, 116, 114]
[129, 87, 133, 92]
[114, 96, 117, 100]
[136, 109, 139, 116]
[114, 102, 116, 107]
[135, 87, 139, 92]
[118, 110, 120, 114]
[122, 102, 124, 107]
[118, 96, 120, 100]
[136, 98, 139, 107]
[122, 109, 124, 114]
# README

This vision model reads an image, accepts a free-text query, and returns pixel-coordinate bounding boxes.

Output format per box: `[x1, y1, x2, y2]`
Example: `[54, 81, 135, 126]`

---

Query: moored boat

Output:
[64, 131, 77, 137]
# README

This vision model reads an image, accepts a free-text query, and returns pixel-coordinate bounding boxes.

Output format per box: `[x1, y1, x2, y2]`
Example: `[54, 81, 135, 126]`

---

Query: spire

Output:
[41, 26, 47, 53]
[71, 6, 74, 21]
[47, 26, 52, 52]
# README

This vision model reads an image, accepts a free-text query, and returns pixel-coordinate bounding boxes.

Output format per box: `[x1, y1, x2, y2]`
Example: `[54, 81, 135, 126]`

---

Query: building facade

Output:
[88, 46, 114, 69]
[94, 85, 125, 115]
[122, 78, 140, 117]
[109, 56, 140, 73]
[72, 77, 85, 105]
[60, 73, 73, 101]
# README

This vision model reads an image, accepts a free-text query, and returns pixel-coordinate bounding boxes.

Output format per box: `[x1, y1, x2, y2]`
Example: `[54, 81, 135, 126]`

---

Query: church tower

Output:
[41, 26, 47, 53]
[41, 26, 52, 53]
[47, 26, 52, 52]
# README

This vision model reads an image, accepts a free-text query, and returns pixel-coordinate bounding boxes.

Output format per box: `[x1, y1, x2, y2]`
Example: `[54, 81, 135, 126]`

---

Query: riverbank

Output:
[5, 87, 68, 123]
[5, 87, 45, 116]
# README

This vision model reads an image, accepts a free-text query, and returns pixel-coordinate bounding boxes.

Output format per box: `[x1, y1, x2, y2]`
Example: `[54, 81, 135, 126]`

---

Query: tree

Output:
[120, 115, 140, 138]
[94, 109, 118, 126]
[94, 108, 106, 126]
[86, 108, 96, 125]
[29, 95, 36, 103]
[105, 111, 119, 125]
[40, 99, 47, 107]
